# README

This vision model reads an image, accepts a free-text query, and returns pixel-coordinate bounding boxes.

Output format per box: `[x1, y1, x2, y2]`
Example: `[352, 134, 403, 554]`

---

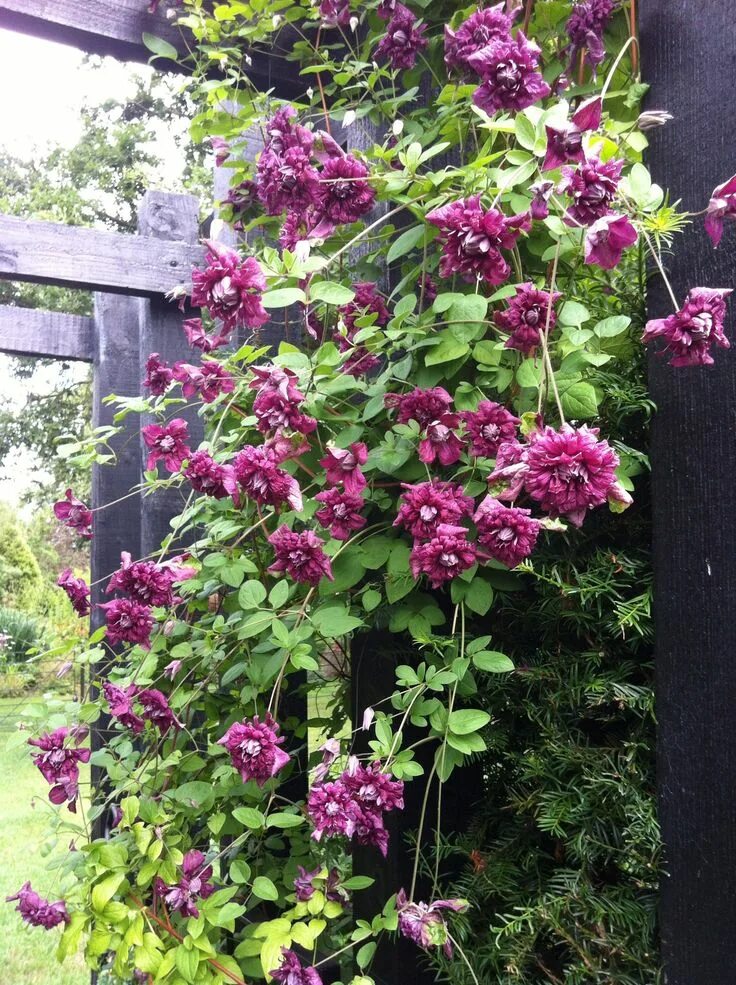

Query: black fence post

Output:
[640, 5, 736, 983]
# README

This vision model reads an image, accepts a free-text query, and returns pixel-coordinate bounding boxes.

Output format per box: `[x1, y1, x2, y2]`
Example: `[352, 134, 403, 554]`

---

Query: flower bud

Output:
[637, 109, 673, 131]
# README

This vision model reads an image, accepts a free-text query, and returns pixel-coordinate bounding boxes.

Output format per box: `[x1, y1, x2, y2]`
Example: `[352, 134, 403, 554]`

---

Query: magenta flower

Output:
[469, 32, 551, 115]
[344, 759, 405, 812]
[419, 413, 465, 467]
[142, 418, 191, 473]
[103, 682, 145, 733]
[182, 317, 229, 353]
[394, 480, 474, 540]
[461, 401, 519, 457]
[704, 173, 736, 247]
[268, 527, 334, 586]
[583, 213, 638, 269]
[107, 551, 176, 607]
[53, 489, 93, 539]
[218, 713, 290, 786]
[339, 282, 391, 333]
[427, 196, 527, 284]
[253, 388, 318, 435]
[530, 179, 555, 219]
[487, 439, 529, 501]
[474, 495, 540, 568]
[154, 850, 215, 919]
[257, 145, 322, 217]
[28, 726, 90, 813]
[396, 889, 468, 958]
[319, 0, 350, 26]
[319, 155, 375, 225]
[410, 524, 477, 588]
[642, 287, 732, 367]
[559, 155, 623, 226]
[191, 241, 269, 332]
[294, 866, 346, 903]
[565, 0, 617, 72]
[495, 283, 563, 355]
[315, 488, 367, 540]
[525, 424, 621, 526]
[375, 3, 428, 70]
[233, 445, 303, 511]
[444, 4, 514, 78]
[420, 273, 438, 303]
[172, 361, 234, 403]
[386, 386, 453, 428]
[99, 598, 154, 649]
[138, 689, 182, 734]
[319, 442, 368, 495]
[57, 569, 90, 617]
[307, 779, 361, 841]
[271, 949, 323, 985]
[543, 96, 602, 171]
[6, 883, 69, 930]
[209, 136, 230, 167]
[164, 659, 183, 680]
[184, 450, 239, 500]
[143, 353, 174, 396]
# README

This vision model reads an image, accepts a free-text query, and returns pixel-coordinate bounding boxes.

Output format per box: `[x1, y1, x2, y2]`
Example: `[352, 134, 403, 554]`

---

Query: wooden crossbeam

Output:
[0, 304, 94, 360]
[0, 213, 206, 297]
[0, 0, 303, 98]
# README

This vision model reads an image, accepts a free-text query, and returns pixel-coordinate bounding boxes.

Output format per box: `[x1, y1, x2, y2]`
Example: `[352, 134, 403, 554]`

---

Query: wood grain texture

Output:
[0, 213, 206, 297]
[137, 190, 203, 556]
[0, 0, 304, 97]
[0, 304, 93, 361]
[640, 4, 736, 983]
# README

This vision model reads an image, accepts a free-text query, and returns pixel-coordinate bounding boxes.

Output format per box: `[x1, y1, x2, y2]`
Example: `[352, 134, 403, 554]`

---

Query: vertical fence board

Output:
[640, 4, 736, 983]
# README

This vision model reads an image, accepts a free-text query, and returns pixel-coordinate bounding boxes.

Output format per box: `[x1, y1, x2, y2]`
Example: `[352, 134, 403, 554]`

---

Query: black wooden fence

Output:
[0, 2, 731, 983]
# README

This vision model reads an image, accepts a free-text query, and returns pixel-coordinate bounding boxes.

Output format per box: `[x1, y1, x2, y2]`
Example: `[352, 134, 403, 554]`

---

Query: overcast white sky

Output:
[0, 27, 186, 508]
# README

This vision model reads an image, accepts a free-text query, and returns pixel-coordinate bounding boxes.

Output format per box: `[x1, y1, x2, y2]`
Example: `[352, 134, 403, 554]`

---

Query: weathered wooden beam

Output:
[0, 304, 93, 361]
[641, 4, 736, 984]
[0, 213, 206, 297]
[0, 0, 303, 98]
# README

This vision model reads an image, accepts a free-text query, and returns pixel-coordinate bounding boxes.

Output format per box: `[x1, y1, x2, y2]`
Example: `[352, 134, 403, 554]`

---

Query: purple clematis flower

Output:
[642, 287, 732, 367]
[154, 850, 215, 919]
[469, 31, 551, 115]
[543, 96, 602, 171]
[396, 888, 469, 958]
[583, 213, 638, 269]
[53, 488, 93, 539]
[444, 4, 514, 79]
[57, 569, 91, 617]
[218, 713, 290, 786]
[142, 419, 191, 473]
[410, 524, 477, 588]
[704, 173, 736, 247]
[270, 949, 323, 985]
[268, 527, 334, 586]
[28, 726, 90, 813]
[374, 3, 428, 71]
[6, 883, 69, 930]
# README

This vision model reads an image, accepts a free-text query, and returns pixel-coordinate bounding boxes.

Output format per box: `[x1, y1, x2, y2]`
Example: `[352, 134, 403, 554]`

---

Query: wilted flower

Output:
[99, 598, 154, 649]
[583, 213, 638, 268]
[319, 442, 368, 495]
[218, 713, 290, 786]
[704, 173, 736, 248]
[154, 850, 215, 919]
[642, 287, 732, 367]
[6, 883, 69, 930]
[294, 866, 346, 903]
[543, 96, 602, 171]
[142, 419, 191, 473]
[396, 889, 468, 958]
[191, 241, 269, 331]
[232, 445, 303, 511]
[375, 3, 428, 70]
[209, 136, 230, 166]
[461, 401, 519, 457]
[314, 488, 367, 540]
[394, 480, 474, 540]
[427, 195, 528, 284]
[182, 317, 230, 353]
[270, 949, 323, 985]
[53, 489, 93, 539]
[184, 450, 239, 500]
[444, 4, 514, 78]
[28, 727, 90, 813]
[319, 154, 375, 225]
[410, 524, 477, 588]
[495, 283, 563, 354]
[474, 496, 540, 568]
[57, 569, 91, 617]
[164, 659, 183, 680]
[143, 353, 174, 395]
[268, 527, 334, 586]
[469, 32, 551, 114]
[559, 155, 623, 226]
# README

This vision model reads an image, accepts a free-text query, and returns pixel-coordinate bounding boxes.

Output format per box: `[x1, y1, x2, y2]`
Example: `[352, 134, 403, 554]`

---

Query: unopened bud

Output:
[637, 109, 673, 131]
[392, 119, 404, 136]
[343, 109, 356, 127]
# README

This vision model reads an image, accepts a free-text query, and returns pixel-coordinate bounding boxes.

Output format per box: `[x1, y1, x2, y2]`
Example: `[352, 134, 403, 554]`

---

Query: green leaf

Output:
[362, 589, 381, 612]
[175, 945, 199, 983]
[425, 332, 470, 367]
[262, 287, 306, 308]
[558, 301, 590, 327]
[267, 812, 305, 828]
[357, 941, 377, 969]
[594, 315, 631, 337]
[230, 859, 252, 884]
[472, 650, 515, 673]
[448, 708, 492, 735]
[342, 875, 376, 890]
[464, 578, 494, 616]
[516, 359, 543, 388]
[142, 32, 179, 60]
[233, 807, 266, 828]
[559, 380, 599, 420]
[387, 225, 425, 265]
[446, 294, 489, 341]
[514, 113, 537, 151]
[91, 872, 125, 912]
[238, 580, 267, 608]
[312, 604, 363, 637]
[252, 876, 279, 901]
[311, 282, 355, 305]
[172, 781, 214, 810]
[269, 579, 290, 608]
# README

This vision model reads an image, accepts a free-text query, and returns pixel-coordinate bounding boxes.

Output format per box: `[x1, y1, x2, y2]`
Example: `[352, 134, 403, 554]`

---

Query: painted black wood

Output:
[640, 5, 736, 983]
[137, 190, 204, 557]
[0, 305, 93, 361]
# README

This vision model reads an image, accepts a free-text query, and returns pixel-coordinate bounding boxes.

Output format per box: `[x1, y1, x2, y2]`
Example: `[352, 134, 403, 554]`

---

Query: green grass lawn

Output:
[0, 696, 88, 984]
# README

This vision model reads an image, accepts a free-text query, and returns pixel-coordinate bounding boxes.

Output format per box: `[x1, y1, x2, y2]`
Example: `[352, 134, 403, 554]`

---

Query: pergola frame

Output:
[0, 3, 731, 984]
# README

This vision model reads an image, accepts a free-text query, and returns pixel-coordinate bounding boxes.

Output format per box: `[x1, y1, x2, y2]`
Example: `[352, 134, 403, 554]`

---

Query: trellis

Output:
[0, 2, 730, 983]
